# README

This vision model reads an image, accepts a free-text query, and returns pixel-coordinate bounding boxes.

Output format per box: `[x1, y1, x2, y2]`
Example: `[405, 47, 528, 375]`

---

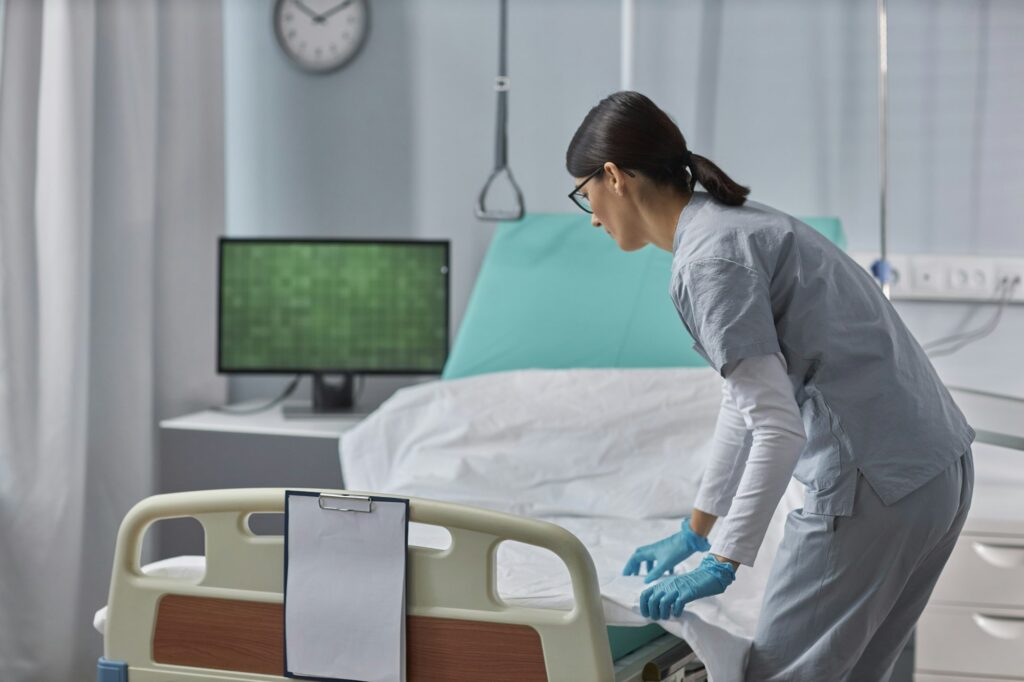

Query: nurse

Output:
[566, 91, 974, 681]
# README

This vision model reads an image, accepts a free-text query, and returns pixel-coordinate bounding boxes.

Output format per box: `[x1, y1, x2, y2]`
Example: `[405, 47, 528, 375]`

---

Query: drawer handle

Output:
[972, 541, 1024, 569]
[973, 613, 1024, 640]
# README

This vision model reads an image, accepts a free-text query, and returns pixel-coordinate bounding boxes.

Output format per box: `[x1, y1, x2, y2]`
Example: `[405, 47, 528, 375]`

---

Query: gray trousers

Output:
[745, 450, 974, 682]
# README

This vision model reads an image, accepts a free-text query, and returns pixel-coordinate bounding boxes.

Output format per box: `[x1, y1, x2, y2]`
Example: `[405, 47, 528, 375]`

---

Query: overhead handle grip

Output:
[475, 0, 525, 222]
[475, 166, 524, 222]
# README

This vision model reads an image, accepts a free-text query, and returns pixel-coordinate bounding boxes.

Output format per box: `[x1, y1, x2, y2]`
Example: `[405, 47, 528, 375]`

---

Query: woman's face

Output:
[574, 164, 648, 252]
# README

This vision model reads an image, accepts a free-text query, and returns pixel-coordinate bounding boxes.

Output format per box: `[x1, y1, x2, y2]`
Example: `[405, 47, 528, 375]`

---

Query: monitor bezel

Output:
[217, 237, 451, 376]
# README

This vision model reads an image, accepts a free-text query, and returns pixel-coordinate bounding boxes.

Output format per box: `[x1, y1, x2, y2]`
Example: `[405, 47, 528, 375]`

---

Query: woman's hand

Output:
[639, 555, 737, 620]
[622, 517, 711, 584]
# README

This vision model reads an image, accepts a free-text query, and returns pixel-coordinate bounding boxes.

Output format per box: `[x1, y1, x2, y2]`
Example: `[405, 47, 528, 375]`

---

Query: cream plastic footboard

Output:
[102, 488, 615, 682]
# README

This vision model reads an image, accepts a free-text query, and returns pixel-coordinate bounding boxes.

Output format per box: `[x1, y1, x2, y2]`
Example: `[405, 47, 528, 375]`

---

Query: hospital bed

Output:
[98, 487, 708, 682]
[96, 212, 845, 682]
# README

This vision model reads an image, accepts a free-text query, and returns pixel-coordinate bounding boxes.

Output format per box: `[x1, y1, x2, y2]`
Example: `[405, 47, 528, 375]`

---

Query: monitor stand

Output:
[282, 373, 359, 419]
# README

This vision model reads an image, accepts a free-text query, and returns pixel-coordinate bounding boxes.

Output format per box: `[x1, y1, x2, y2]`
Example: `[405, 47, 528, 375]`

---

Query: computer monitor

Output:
[218, 238, 450, 414]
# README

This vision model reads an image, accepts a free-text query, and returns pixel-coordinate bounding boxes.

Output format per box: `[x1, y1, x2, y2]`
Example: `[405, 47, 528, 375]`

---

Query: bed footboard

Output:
[102, 488, 614, 681]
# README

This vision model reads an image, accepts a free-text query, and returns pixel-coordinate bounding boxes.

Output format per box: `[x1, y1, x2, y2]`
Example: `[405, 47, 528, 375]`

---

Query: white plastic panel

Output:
[916, 604, 1024, 678]
[931, 533, 1024, 608]
[848, 252, 1024, 303]
[917, 671, 1019, 675]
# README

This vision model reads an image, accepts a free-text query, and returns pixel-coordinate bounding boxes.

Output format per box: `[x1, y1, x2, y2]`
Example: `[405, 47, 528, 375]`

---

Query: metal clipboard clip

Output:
[318, 493, 373, 513]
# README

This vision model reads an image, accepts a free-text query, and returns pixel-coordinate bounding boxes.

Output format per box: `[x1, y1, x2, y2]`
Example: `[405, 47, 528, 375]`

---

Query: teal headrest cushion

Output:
[442, 213, 845, 380]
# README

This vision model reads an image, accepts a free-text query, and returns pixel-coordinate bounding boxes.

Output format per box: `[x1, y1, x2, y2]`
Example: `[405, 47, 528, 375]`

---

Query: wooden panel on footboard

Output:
[153, 595, 549, 681]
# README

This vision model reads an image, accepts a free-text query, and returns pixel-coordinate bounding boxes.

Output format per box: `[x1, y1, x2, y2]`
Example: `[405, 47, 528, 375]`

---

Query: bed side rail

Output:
[103, 487, 614, 682]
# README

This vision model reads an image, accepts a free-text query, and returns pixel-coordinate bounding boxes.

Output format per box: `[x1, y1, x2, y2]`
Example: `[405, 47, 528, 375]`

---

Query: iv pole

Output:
[621, 0, 635, 90]
[871, 0, 893, 298]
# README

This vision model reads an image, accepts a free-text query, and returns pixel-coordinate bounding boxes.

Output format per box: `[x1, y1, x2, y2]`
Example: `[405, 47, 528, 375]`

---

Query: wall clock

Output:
[273, 0, 369, 74]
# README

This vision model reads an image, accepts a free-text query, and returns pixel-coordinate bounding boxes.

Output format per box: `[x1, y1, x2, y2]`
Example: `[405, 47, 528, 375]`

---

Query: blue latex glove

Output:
[622, 518, 711, 584]
[639, 555, 736, 620]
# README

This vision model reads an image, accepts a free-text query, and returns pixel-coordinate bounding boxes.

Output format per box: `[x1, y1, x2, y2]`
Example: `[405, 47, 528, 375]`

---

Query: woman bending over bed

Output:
[565, 91, 974, 682]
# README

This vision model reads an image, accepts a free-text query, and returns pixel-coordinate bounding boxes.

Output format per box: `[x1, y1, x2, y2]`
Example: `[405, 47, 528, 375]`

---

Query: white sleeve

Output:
[693, 382, 752, 517]
[712, 352, 807, 567]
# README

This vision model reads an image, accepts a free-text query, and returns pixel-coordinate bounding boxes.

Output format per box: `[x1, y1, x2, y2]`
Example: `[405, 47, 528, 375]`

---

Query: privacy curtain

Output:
[0, 1, 225, 679]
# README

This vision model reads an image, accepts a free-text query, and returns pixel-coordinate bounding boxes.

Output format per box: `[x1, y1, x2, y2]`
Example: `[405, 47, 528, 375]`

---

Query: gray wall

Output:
[223, 0, 1024, 401]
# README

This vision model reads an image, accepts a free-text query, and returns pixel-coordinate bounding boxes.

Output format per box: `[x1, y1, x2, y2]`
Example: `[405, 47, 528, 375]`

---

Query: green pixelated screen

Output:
[219, 240, 448, 372]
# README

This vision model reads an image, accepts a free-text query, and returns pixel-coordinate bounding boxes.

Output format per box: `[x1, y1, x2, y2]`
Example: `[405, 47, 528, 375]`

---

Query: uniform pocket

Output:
[793, 385, 842, 491]
[799, 508, 839, 533]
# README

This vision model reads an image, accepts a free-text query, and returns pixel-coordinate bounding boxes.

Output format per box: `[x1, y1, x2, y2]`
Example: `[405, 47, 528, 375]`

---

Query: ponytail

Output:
[688, 153, 749, 207]
[566, 91, 750, 206]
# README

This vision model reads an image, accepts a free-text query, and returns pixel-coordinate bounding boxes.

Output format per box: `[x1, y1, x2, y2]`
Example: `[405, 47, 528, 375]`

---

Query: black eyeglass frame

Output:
[568, 166, 636, 214]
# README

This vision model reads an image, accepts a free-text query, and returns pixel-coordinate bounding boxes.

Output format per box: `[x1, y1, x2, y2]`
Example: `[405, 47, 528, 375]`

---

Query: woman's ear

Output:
[603, 161, 627, 197]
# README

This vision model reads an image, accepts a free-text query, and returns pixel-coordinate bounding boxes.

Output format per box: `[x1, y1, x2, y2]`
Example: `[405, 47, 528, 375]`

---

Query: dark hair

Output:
[566, 91, 750, 206]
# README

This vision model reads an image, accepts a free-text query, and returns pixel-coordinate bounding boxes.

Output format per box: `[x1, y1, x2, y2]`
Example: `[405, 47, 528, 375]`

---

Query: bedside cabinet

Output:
[915, 441, 1024, 681]
[156, 402, 367, 559]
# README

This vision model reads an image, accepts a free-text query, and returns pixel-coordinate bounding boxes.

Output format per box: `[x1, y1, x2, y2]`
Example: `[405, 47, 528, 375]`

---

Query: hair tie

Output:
[667, 151, 693, 176]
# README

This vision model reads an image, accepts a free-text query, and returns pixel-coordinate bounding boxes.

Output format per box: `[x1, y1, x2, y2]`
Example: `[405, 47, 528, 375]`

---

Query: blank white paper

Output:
[285, 493, 407, 682]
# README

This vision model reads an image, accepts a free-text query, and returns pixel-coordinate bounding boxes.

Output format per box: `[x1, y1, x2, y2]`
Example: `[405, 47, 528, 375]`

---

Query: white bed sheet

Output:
[339, 368, 804, 682]
[497, 490, 802, 682]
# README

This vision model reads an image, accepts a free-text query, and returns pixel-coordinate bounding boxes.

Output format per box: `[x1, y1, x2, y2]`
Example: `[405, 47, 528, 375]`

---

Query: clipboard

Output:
[283, 491, 410, 682]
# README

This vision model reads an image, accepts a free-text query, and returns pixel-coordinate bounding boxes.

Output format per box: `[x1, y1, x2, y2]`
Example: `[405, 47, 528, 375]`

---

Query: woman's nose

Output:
[591, 215, 601, 228]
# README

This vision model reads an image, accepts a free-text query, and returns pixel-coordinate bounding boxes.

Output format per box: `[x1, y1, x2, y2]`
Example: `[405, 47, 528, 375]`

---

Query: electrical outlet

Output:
[911, 257, 944, 294]
[946, 258, 995, 298]
[849, 252, 1024, 303]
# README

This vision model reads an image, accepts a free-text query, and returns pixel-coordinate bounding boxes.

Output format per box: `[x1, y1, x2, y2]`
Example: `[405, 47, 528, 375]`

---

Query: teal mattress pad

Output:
[444, 212, 845, 380]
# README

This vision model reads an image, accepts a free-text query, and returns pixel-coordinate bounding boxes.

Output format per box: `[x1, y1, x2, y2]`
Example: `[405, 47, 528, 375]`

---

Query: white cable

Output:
[924, 277, 1020, 357]
[923, 277, 1013, 350]
[922, 278, 1010, 350]
[925, 278, 1011, 352]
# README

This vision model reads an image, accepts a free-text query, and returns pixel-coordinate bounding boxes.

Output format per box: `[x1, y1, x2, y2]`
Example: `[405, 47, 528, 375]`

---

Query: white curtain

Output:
[0, 1, 225, 679]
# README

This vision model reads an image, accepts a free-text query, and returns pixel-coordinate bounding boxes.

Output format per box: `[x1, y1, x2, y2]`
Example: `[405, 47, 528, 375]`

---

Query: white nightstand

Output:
[156, 401, 370, 559]
[160, 402, 369, 439]
[914, 389, 1024, 681]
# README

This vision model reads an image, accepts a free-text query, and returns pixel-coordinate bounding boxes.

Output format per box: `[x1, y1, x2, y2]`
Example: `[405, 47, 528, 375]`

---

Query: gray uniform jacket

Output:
[670, 192, 975, 516]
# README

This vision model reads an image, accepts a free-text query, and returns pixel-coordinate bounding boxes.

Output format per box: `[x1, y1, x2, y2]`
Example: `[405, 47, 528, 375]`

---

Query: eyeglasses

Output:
[568, 166, 635, 214]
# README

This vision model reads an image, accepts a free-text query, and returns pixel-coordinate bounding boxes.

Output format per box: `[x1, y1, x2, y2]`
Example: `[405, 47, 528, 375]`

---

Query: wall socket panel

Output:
[848, 252, 1024, 303]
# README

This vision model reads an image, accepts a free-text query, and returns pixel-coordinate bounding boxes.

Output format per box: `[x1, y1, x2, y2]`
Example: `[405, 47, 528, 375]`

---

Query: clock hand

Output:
[319, 0, 355, 22]
[290, 0, 324, 22]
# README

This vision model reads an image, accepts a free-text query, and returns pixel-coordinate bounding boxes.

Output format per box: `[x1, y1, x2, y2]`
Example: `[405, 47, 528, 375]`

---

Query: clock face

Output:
[273, 0, 369, 74]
